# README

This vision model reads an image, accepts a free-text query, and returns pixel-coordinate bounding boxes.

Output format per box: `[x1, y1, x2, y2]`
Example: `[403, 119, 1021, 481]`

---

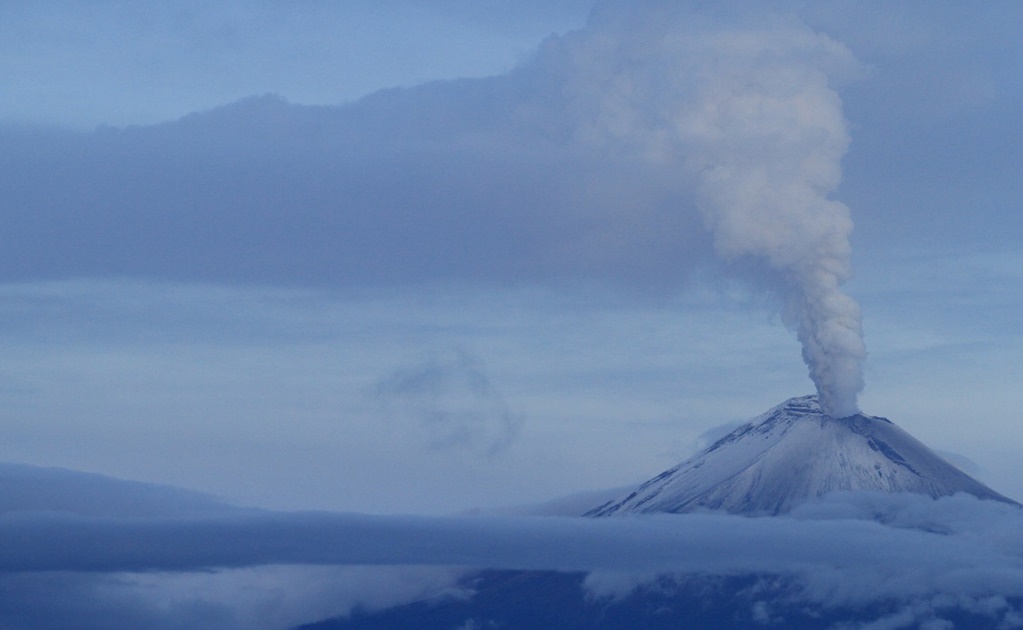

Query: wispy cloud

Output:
[371, 349, 523, 456]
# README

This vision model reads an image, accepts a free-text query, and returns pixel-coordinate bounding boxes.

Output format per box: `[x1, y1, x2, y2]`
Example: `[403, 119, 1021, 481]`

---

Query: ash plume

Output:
[556, 3, 867, 415]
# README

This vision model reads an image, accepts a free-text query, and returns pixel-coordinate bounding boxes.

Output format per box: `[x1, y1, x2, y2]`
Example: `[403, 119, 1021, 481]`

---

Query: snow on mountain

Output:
[588, 395, 1018, 516]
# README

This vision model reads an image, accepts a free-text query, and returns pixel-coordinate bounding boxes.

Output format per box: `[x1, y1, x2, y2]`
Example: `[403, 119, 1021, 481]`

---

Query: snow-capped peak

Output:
[588, 395, 1017, 516]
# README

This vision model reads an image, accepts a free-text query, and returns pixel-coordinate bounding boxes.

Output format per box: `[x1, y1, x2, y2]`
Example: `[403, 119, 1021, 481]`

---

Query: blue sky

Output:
[2, 1, 1023, 624]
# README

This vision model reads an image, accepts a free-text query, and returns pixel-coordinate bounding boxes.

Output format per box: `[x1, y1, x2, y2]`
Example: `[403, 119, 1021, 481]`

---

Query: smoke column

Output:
[557, 5, 866, 416]
[679, 27, 867, 417]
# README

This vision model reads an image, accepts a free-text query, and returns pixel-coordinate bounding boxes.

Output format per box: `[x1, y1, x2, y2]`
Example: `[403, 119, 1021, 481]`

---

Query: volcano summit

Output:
[588, 395, 1017, 517]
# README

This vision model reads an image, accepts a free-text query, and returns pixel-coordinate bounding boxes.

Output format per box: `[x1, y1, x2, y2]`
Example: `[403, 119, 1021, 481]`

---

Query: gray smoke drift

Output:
[555, 4, 866, 415]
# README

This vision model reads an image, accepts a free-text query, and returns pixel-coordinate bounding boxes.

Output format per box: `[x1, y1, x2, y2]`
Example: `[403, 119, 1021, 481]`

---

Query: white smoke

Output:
[550, 4, 866, 415]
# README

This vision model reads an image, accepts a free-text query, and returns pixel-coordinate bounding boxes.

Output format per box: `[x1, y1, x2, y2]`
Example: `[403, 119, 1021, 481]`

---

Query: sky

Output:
[2, 0, 1023, 626]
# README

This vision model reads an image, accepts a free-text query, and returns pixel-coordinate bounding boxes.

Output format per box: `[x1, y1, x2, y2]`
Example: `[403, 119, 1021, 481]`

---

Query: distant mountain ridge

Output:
[0, 463, 237, 518]
[588, 395, 1017, 516]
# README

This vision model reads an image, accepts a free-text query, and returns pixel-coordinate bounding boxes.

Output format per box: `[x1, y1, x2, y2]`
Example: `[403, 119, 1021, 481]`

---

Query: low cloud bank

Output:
[3, 478, 1023, 627]
[4, 494, 1022, 594]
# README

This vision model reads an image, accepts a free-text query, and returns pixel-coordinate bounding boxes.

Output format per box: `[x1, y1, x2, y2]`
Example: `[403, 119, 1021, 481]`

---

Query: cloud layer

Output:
[3, 488, 1023, 627]
[0, 2, 861, 294]
[2, 493, 1020, 580]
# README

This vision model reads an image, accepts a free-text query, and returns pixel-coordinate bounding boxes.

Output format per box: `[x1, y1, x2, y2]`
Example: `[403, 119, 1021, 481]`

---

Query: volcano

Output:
[588, 395, 1016, 517]
[301, 396, 1022, 630]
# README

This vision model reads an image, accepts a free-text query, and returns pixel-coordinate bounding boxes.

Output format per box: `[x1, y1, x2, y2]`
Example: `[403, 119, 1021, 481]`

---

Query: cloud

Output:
[3, 463, 1023, 627]
[370, 349, 523, 455]
[0, 464, 471, 629]
[3, 492, 1023, 627]
[0, 2, 857, 294]
[692, 421, 742, 452]
[0, 567, 468, 630]
[2, 492, 1021, 583]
